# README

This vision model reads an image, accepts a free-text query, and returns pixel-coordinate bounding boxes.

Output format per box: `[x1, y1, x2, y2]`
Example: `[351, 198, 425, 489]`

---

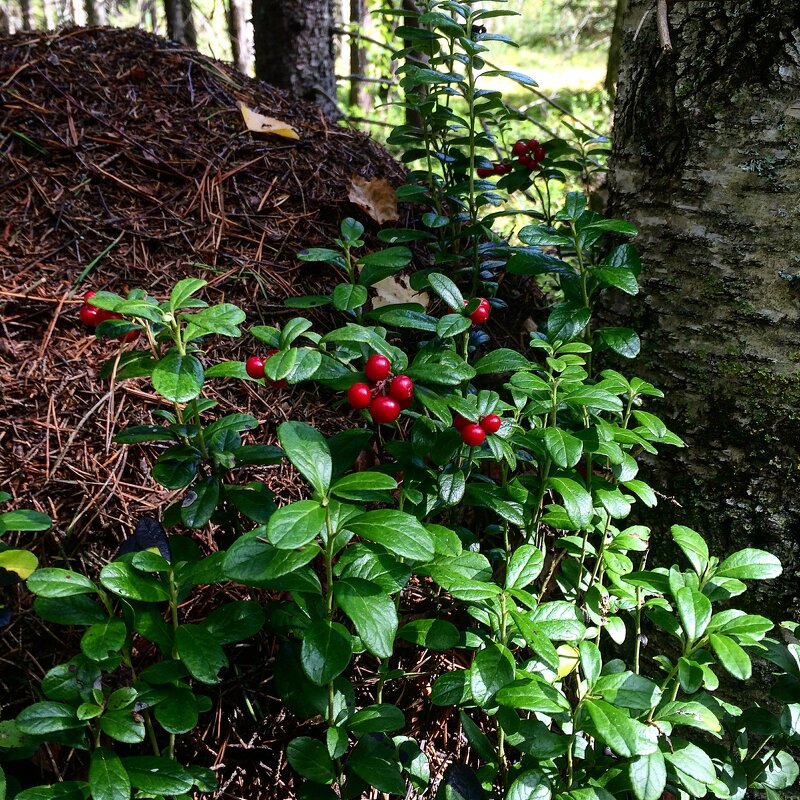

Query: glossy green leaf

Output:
[543, 428, 583, 469]
[175, 624, 227, 684]
[470, 643, 515, 705]
[0, 509, 51, 534]
[580, 700, 657, 757]
[89, 748, 130, 800]
[100, 562, 169, 602]
[334, 578, 397, 658]
[81, 619, 127, 662]
[629, 750, 666, 800]
[347, 704, 405, 734]
[286, 737, 335, 784]
[151, 351, 204, 403]
[301, 620, 352, 686]
[716, 549, 782, 580]
[16, 702, 83, 735]
[267, 500, 326, 549]
[675, 587, 711, 642]
[27, 568, 97, 598]
[709, 633, 752, 679]
[346, 510, 434, 562]
[505, 545, 544, 590]
[278, 422, 332, 497]
[122, 757, 194, 795]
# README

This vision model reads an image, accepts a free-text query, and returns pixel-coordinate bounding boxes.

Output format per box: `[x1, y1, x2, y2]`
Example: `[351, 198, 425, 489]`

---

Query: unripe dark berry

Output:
[480, 414, 502, 434]
[118, 330, 139, 343]
[534, 146, 546, 162]
[365, 354, 391, 383]
[461, 423, 486, 447]
[79, 304, 102, 327]
[476, 167, 494, 178]
[527, 138, 540, 150]
[469, 298, 491, 325]
[389, 375, 414, 401]
[347, 382, 372, 409]
[511, 140, 529, 157]
[245, 356, 265, 379]
[369, 395, 401, 424]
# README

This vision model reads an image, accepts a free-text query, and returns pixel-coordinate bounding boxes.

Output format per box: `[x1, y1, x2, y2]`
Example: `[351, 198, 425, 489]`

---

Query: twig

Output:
[657, 0, 673, 53]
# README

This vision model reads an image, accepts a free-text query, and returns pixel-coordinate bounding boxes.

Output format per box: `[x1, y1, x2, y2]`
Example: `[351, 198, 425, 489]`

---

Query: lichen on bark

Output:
[606, 0, 800, 621]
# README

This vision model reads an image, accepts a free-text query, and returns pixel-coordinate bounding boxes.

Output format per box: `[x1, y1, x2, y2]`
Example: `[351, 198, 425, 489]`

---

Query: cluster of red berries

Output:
[511, 138, 546, 170]
[476, 162, 512, 179]
[78, 291, 137, 342]
[454, 413, 502, 447]
[347, 354, 414, 424]
[245, 351, 287, 388]
[465, 297, 491, 325]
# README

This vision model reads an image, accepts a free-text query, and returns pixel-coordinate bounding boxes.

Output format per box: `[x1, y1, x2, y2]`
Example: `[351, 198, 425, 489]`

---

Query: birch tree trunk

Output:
[607, 0, 800, 619]
[226, 0, 251, 75]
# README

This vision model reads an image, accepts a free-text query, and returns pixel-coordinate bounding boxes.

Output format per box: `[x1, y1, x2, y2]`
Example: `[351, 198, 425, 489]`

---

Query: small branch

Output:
[335, 74, 398, 86]
[332, 26, 395, 52]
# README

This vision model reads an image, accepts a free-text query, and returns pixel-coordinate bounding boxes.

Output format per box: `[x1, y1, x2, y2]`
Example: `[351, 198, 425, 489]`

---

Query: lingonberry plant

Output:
[5, 2, 799, 799]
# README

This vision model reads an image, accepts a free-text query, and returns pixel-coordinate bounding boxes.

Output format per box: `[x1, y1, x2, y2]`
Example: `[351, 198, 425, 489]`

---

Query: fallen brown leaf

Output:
[348, 175, 398, 224]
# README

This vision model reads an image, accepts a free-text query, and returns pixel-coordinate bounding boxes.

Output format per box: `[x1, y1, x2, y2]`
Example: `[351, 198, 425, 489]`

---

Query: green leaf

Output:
[184, 303, 245, 339]
[347, 704, 405, 734]
[547, 477, 593, 527]
[278, 422, 332, 497]
[675, 587, 712, 642]
[98, 710, 145, 743]
[471, 643, 515, 705]
[100, 562, 169, 602]
[151, 445, 201, 489]
[223, 535, 320, 587]
[670, 526, 709, 574]
[505, 545, 544, 590]
[34, 595, 107, 626]
[716, 548, 782, 580]
[169, 278, 207, 311]
[331, 472, 398, 498]
[506, 771, 551, 800]
[473, 348, 531, 375]
[579, 641, 602, 687]
[153, 687, 202, 734]
[398, 619, 460, 651]
[358, 246, 412, 286]
[286, 737, 335, 784]
[595, 327, 640, 358]
[16, 702, 83, 735]
[592, 266, 639, 295]
[180, 476, 220, 529]
[427, 272, 464, 310]
[0, 549, 38, 579]
[663, 741, 716, 791]
[334, 578, 397, 658]
[593, 671, 661, 711]
[580, 700, 657, 757]
[81, 619, 127, 661]
[346, 510, 435, 562]
[151, 351, 204, 403]
[629, 750, 666, 800]
[175, 624, 227, 684]
[368, 306, 438, 332]
[709, 633, 752, 679]
[113, 425, 176, 444]
[332, 283, 368, 311]
[301, 620, 352, 686]
[655, 701, 721, 734]
[15, 784, 88, 800]
[121, 757, 194, 795]
[90, 748, 131, 800]
[496, 678, 571, 716]
[437, 313, 472, 338]
[547, 303, 590, 341]
[0, 509, 51, 534]
[27, 568, 97, 598]
[543, 428, 583, 469]
[285, 294, 331, 308]
[266, 501, 326, 549]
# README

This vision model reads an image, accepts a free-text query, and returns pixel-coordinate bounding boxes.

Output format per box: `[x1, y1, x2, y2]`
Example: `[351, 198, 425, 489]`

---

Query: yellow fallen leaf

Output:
[556, 644, 580, 679]
[239, 103, 300, 140]
[348, 175, 398, 224]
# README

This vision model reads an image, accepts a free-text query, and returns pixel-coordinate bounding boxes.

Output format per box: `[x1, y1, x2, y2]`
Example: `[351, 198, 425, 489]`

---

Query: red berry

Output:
[511, 140, 529, 157]
[527, 138, 540, 150]
[83, 290, 97, 302]
[476, 167, 494, 178]
[461, 423, 486, 447]
[498, 163, 512, 175]
[347, 382, 372, 409]
[365, 354, 391, 383]
[453, 414, 470, 431]
[519, 155, 535, 169]
[246, 356, 266, 379]
[480, 414, 502, 434]
[469, 298, 490, 325]
[118, 330, 139, 343]
[534, 146, 546, 161]
[398, 395, 414, 410]
[389, 375, 414, 401]
[369, 396, 401, 424]
[79, 304, 102, 327]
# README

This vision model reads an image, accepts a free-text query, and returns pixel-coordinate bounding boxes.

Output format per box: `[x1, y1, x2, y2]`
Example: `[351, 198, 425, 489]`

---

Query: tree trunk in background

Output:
[604, 0, 627, 98]
[226, 0, 250, 74]
[0, 5, 10, 33]
[180, 0, 197, 47]
[348, 0, 371, 109]
[41, 0, 56, 29]
[85, 0, 106, 26]
[606, 1, 800, 620]
[19, 0, 33, 30]
[252, 0, 338, 117]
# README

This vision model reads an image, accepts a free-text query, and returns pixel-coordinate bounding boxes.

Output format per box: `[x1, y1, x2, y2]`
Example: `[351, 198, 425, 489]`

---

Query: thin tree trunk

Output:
[85, 0, 106, 26]
[164, 0, 183, 41]
[604, 0, 627, 99]
[226, 0, 250, 74]
[0, 4, 10, 33]
[606, 0, 800, 621]
[42, 0, 56, 29]
[348, 0, 372, 109]
[401, 0, 424, 128]
[70, 0, 86, 25]
[252, 0, 338, 117]
[19, 0, 33, 29]
[180, 0, 196, 47]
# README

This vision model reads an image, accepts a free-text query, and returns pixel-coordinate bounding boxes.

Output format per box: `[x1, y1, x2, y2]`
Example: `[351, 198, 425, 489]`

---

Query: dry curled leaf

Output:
[348, 175, 398, 224]
[239, 103, 300, 140]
